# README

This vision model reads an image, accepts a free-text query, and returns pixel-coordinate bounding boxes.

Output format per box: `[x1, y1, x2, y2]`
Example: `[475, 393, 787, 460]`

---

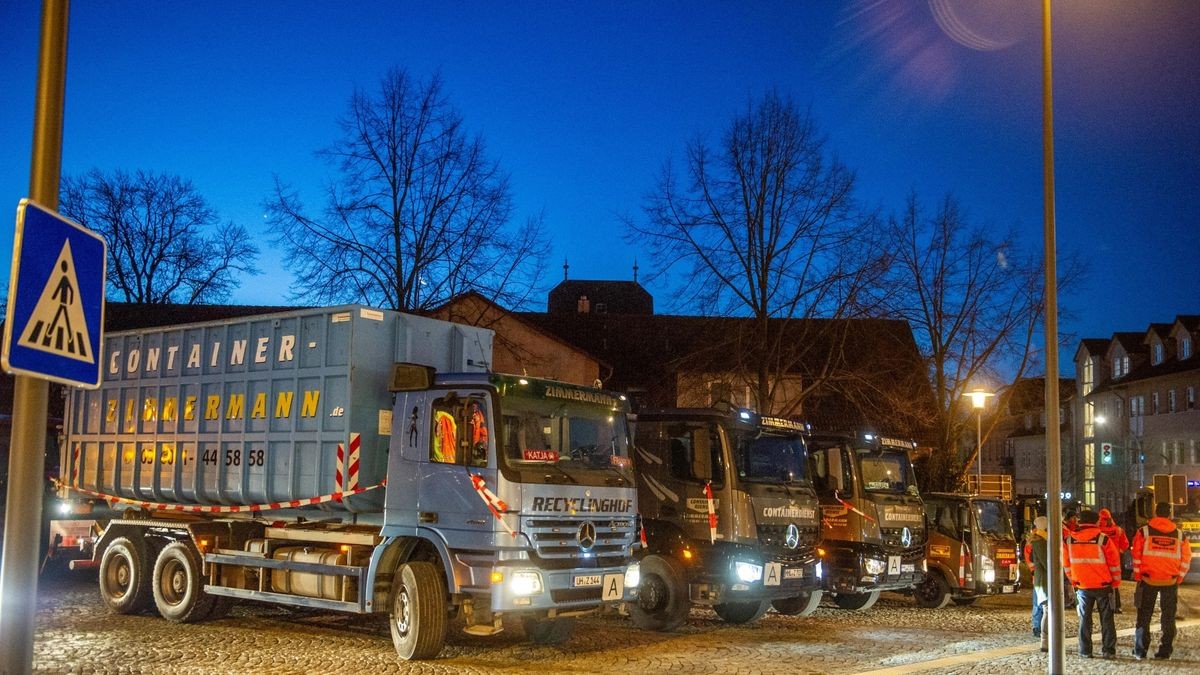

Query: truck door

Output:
[406, 389, 499, 549]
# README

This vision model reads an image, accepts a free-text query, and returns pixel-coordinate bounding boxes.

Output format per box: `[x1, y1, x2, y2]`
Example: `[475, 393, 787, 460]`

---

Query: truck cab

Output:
[806, 432, 926, 611]
[629, 409, 823, 631]
[914, 493, 1019, 608]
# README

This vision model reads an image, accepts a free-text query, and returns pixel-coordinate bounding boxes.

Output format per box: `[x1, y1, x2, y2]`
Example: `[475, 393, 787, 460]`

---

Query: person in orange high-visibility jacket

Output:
[1063, 510, 1121, 659]
[1130, 502, 1193, 660]
[1098, 508, 1129, 613]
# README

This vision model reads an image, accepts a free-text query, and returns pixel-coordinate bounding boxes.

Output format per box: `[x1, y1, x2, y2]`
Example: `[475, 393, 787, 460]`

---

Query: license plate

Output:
[573, 574, 602, 587]
[901, 564, 915, 573]
[1002, 584, 1014, 593]
[784, 567, 804, 579]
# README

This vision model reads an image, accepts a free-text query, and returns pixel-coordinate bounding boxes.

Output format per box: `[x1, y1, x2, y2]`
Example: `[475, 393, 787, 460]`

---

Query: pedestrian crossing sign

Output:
[3, 200, 106, 388]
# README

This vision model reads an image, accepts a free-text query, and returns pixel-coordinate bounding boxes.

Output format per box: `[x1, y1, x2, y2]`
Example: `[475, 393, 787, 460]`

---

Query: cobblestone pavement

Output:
[30, 573, 1199, 674]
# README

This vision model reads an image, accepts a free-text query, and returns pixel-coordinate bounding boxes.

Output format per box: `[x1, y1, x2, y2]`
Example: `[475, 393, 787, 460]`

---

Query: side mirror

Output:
[390, 362, 435, 391]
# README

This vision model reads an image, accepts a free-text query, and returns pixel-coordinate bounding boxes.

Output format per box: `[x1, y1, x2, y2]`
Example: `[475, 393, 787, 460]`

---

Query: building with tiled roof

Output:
[1073, 314, 1200, 513]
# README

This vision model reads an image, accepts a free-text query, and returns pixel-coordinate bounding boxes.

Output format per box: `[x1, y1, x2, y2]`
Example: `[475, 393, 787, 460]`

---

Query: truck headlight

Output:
[625, 562, 640, 588]
[508, 570, 543, 596]
[864, 558, 886, 576]
[815, 562, 823, 579]
[981, 556, 995, 584]
[735, 561, 763, 583]
[58, 501, 71, 515]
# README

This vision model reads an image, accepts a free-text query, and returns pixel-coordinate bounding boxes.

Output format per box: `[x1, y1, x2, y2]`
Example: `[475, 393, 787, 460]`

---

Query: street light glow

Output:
[965, 388, 993, 409]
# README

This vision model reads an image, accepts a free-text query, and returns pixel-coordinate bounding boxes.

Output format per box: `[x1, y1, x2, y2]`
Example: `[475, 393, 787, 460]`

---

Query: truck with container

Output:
[913, 492, 1020, 608]
[53, 305, 640, 660]
[628, 408, 823, 631]
[805, 432, 926, 611]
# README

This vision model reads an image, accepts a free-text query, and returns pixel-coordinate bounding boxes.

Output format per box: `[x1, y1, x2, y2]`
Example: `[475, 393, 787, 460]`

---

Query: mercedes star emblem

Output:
[785, 523, 801, 550]
[901, 526, 912, 548]
[578, 521, 597, 551]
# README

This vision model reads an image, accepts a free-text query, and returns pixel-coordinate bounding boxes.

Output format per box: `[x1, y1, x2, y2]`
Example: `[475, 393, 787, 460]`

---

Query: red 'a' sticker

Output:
[523, 449, 559, 462]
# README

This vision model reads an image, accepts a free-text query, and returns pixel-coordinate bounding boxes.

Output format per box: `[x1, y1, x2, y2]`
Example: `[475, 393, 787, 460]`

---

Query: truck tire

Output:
[771, 590, 823, 616]
[98, 536, 153, 614]
[628, 554, 690, 632]
[389, 562, 448, 660]
[522, 617, 576, 645]
[913, 571, 952, 609]
[832, 590, 880, 611]
[713, 598, 771, 624]
[152, 541, 216, 623]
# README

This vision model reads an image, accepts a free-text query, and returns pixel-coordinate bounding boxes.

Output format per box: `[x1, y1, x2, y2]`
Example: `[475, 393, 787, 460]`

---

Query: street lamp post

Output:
[965, 388, 994, 493]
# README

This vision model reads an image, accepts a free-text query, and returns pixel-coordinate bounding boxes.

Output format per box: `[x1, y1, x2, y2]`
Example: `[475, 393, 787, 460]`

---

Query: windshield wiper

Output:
[540, 461, 578, 484]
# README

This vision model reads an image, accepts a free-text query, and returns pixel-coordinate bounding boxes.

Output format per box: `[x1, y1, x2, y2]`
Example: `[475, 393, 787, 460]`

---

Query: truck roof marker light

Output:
[619, 394, 627, 401]
[490, 571, 504, 584]
[518, 378, 529, 385]
[864, 433, 874, 441]
[681, 548, 694, 561]
[817, 547, 826, 557]
[738, 410, 752, 421]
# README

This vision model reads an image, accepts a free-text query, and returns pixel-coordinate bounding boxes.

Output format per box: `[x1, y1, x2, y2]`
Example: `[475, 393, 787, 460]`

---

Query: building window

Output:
[1182, 337, 1193, 360]
[1112, 357, 1122, 379]
[594, 302, 607, 314]
[1153, 343, 1164, 365]
[1151, 392, 1160, 415]
[1081, 358, 1094, 395]
[1192, 440, 1198, 464]
[1168, 389, 1177, 413]
[1188, 386, 1196, 410]
[1083, 401, 1094, 438]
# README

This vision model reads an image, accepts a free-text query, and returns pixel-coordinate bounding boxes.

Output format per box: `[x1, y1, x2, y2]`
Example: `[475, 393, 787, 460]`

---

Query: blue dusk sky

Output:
[1, 1, 1197, 354]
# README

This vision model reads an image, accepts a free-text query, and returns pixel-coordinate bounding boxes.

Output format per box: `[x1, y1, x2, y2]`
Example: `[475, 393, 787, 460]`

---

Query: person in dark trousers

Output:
[1063, 509, 1121, 659]
[1028, 516, 1050, 651]
[1131, 502, 1193, 660]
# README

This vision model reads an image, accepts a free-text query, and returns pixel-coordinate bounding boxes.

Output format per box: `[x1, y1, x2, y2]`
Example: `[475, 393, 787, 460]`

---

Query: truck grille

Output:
[881, 526, 926, 549]
[757, 524, 819, 552]
[525, 518, 635, 569]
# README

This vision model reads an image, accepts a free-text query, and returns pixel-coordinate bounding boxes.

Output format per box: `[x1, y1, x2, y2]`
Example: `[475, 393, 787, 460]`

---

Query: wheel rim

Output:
[395, 586, 412, 636]
[638, 574, 668, 613]
[159, 558, 187, 606]
[106, 554, 132, 599]
[916, 579, 936, 603]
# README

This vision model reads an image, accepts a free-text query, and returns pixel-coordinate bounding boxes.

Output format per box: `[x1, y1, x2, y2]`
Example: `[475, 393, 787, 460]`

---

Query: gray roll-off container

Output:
[65, 305, 485, 515]
[57, 305, 641, 661]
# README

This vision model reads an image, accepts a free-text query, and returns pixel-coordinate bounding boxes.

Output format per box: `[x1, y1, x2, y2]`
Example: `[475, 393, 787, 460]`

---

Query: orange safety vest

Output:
[1063, 525, 1121, 589]
[1132, 516, 1192, 585]
[433, 410, 458, 463]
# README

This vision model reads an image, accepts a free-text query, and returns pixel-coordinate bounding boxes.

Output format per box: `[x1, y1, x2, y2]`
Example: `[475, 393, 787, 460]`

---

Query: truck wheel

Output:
[628, 554, 690, 632]
[913, 571, 952, 609]
[832, 590, 880, 611]
[713, 599, 770, 624]
[152, 541, 216, 622]
[389, 562, 448, 660]
[771, 590, 823, 616]
[522, 617, 576, 645]
[99, 536, 153, 614]
[952, 597, 977, 606]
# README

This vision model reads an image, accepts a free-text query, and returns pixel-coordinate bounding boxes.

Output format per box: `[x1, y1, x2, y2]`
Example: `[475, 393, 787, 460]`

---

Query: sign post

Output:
[0, 3, 77, 674]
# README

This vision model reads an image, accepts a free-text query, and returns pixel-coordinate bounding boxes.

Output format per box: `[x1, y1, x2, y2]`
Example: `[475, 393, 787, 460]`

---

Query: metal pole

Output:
[977, 409, 983, 489]
[1040, 1, 1064, 673]
[0, 1, 69, 673]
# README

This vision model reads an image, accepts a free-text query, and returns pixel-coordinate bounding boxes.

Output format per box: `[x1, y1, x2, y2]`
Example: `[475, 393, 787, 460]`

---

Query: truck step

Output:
[204, 585, 369, 614]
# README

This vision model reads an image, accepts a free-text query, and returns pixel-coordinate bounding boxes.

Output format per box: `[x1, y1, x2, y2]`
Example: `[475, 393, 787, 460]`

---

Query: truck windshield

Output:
[856, 449, 916, 494]
[734, 432, 809, 484]
[500, 395, 632, 481]
[974, 500, 1014, 538]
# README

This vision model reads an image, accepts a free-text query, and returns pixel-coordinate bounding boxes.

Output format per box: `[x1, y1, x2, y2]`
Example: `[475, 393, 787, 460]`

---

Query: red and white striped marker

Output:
[53, 477, 385, 514]
[469, 474, 517, 537]
[71, 443, 81, 487]
[335, 433, 362, 492]
[835, 492, 877, 524]
[704, 481, 717, 544]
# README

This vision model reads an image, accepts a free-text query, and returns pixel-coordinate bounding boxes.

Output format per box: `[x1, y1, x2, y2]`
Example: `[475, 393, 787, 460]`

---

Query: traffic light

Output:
[1100, 442, 1113, 465]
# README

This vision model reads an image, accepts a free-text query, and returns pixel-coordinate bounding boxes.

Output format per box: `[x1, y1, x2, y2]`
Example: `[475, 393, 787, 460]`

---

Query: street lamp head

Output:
[964, 388, 993, 410]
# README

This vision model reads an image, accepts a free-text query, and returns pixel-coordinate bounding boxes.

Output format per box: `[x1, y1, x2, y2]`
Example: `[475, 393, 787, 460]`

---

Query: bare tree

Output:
[881, 193, 1081, 491]
[627, 92, 890, 414]
[58, 169, 259, 304]
[266, 68, 547, 312]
